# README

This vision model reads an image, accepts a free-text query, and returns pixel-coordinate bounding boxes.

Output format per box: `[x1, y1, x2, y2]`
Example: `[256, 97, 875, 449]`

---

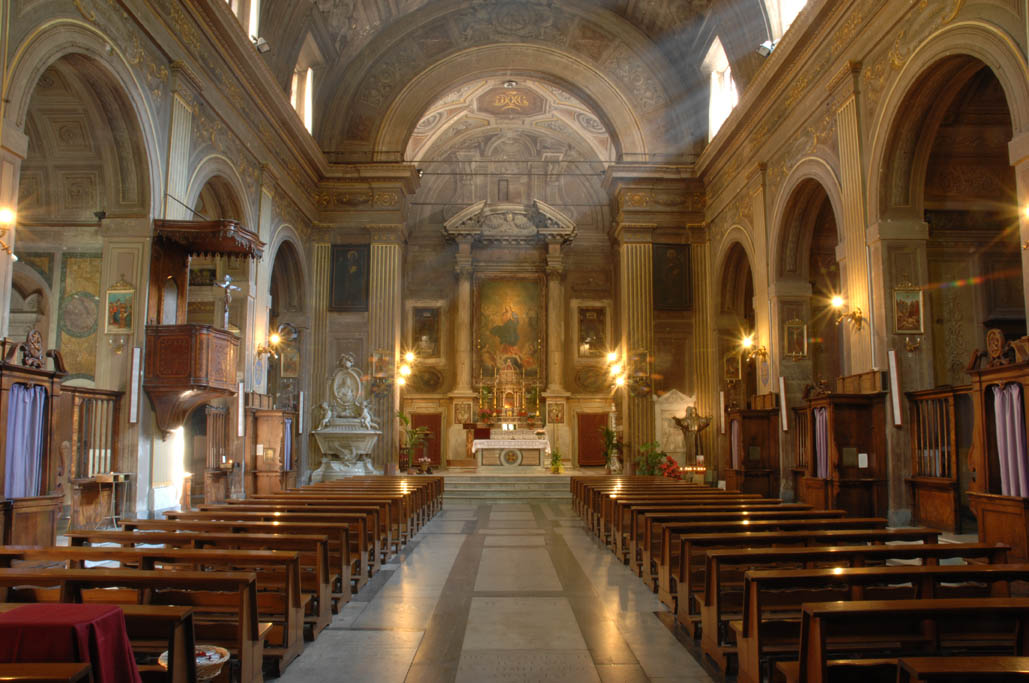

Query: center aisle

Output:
[273, 501, 714, 682]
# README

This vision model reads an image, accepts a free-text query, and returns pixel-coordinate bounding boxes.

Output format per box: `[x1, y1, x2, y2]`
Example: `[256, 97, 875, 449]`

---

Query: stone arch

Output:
[266, 227, 308, 317]
[373, 46, 656, 160]
[770, 159, 844, 282]
[714, 226, 759, 315]
[868, 21, 1029, 222]
[4, 20, 163, 218]
[184, 156, 255, 229]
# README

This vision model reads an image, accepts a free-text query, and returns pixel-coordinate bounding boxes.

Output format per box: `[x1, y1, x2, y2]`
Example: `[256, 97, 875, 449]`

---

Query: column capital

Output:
[613, 223, 656, 245]
[368, 224, 407, 244]
[827, 60, 862, 103]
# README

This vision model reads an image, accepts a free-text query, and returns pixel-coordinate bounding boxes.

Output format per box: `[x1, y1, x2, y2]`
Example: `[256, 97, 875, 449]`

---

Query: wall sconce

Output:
[741, 334, 768, 362]
[831, 295, 864, 331]
[904, 336, 922, 353]
[255, 322, 298, 360]
[0, 207, 15, 255]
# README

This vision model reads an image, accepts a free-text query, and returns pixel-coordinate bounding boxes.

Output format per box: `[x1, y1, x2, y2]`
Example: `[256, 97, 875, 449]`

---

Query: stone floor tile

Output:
[474, 547, 563, 592]
[482, 534, 546, 546]
[351, 596, 442, 631]
[455, 650, 600, 683]
[463, 597, 586, 650]
[595, 664, 649, 683]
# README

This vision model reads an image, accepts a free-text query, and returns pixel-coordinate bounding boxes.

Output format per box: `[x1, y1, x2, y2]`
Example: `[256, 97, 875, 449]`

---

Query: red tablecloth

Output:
[0, 604, 142, 683]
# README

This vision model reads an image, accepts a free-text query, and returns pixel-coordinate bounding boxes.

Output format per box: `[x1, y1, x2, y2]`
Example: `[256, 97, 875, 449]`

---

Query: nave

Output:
[275, 499, 713, 683]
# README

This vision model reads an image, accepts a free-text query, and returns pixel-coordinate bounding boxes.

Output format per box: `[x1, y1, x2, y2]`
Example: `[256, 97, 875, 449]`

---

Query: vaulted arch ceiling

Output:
[259, 0, 773, 160]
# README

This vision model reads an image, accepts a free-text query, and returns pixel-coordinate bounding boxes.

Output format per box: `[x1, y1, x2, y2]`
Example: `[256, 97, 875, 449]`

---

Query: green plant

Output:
[550, 448, 563, 470]
[397, 411, 430, 452]
[635, 441, 666, 476]
[600, 426, 622, 466]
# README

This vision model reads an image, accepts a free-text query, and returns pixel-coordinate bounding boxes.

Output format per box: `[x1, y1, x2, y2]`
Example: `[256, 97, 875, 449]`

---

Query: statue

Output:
[360, 400, 379, 431]
[313, 402, 332, 431]
[310, 354, 383, 481]
[214, 275, 240, 329]
[673, 406, 711, 463]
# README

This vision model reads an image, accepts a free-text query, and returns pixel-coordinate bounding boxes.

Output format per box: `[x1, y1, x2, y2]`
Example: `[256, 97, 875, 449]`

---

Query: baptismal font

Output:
[310, 353, 382, 481]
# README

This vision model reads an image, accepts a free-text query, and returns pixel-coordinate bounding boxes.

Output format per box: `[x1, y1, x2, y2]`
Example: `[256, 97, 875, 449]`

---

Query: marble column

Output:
[689, 227, 717, 474]
[452, 237, 474, 397]
[0, 124, 27, 338]
[545, 238, 568, 396]
[368, 226, 405, 471]
[310, 244, 331, 405]
[617, 226, 656, 466]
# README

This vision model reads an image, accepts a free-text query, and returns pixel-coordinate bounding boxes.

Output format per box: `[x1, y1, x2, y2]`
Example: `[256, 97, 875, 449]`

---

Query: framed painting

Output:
[723, 351, 741, 381]
[547, 400, 565, 424]
[784, 319, 808, 359]
[105, 281, 134, 334]
[329, 245, 369, 312]
[412, 306, 442, 360]
[893, 285, 924, 334]
[652, 244, 691, 311]
[280, 345, 300, 378]
[475, 276, 545, 381]
[577, 306, 607, 358]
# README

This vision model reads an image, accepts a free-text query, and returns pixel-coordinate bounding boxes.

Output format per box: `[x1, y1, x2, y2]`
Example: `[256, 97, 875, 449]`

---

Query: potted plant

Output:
[397, 410, 430, 467]
[550, 448, 563, 474]
[635, 441, 666, 476]
[600, 426, 623, 474]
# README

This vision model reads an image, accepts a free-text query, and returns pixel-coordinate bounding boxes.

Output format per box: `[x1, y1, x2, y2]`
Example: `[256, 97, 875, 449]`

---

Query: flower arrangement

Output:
[417, 455, 432, 474]
[635, 441, 666, 476]
[658, 455, 682, 480]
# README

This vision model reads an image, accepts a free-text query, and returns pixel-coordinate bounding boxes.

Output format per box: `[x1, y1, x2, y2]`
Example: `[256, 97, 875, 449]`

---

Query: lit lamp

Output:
[741, 334, 768, 362]
[0, 207, 15, 255]
[255, 323, 297, 360]
[831, 295, 864, 331]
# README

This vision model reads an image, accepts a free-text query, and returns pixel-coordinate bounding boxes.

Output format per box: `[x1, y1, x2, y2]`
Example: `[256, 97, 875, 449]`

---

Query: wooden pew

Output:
[123, 518, 362, 595]
[66, 529, 335, 637]
[0, 546, 304, 673]
[0, 663, 92, 682]
[0, 568, 263, 683]
[255, 490, 418, 544]
[0, 603, 196, 683]
[733, 565, 1029, 683]
[166, 509, 379, 578]
[648, 513, 879, 597]
[305, 478, 442, 528]
[776, 599, 1029, 683]
[698, 543, 1010, 671]
[601, 491, 763, 542]
[897, 656, 1029, 682]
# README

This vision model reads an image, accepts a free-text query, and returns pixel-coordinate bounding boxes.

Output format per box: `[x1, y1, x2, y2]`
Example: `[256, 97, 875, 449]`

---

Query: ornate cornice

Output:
[442, 200, 576, 247]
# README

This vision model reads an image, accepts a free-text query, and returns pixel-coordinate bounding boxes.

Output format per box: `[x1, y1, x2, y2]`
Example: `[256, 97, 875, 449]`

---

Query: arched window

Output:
[225, 0, 259, 39]
[291, 34, 322, 134]
[703, 37, 739, 142]
[766, 0, 807, 40]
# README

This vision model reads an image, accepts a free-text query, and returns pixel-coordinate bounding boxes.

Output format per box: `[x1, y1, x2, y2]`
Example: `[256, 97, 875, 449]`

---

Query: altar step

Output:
[442, 475, 572, 502]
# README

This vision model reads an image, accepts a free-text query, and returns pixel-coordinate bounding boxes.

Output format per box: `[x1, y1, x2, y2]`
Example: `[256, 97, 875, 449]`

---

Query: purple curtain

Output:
[4, 383, 48, 499]
[814, 407, 829, 479]
[283, 418, 293, 472]
[730, 419, 741, 469]
[992, 383, 1029, 497]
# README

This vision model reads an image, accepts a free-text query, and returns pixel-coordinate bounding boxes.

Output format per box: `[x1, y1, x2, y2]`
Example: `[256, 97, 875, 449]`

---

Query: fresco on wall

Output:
[476, 277, 544, 380]
[58, 253, 102, 380]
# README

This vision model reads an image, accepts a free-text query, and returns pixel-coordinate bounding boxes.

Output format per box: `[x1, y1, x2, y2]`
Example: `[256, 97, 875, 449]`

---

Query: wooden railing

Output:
[65, 387, 123, 478]
[791, 407, 809, 472]
[205, 405, 229, 469]
[906, 385, 970, 480]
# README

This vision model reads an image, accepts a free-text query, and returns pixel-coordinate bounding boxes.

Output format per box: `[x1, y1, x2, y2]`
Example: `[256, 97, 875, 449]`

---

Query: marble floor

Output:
[272, 501, 716, 683]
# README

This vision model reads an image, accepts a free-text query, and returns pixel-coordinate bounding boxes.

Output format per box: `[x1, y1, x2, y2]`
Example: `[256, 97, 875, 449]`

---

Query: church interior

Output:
[1, 0, 1029, 680]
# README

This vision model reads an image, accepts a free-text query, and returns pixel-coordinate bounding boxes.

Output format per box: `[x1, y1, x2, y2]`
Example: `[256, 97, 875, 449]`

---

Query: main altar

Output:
[473, 428, 550, 468]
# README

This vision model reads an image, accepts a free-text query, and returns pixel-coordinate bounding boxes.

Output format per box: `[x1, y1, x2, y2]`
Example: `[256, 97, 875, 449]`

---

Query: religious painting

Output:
[280, 345, 300, 378]
[577, 307, 607, 358]
[547, 400, 565, 425]
[653, 244, 691, 310]
[412, 306, 442, 360]
[105, 283, 133, 334]
[329, 245, 369, 312]
[893, 285, 924, 334]
[784, 319, 808, 359]
[475, 277, 544, 381]
[454, 401, 472, 425]
[723, 352, 741, 381]
[188, 267, 217, 287]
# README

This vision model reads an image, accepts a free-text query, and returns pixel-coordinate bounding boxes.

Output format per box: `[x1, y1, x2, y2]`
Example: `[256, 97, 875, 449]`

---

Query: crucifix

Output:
[214, 275, 240, 329]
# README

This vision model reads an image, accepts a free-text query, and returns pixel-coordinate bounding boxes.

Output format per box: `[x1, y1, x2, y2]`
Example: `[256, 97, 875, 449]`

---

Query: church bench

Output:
[157, 510, 375, 582]
[774, 599, 1029, 683]
[674, 527, 941, 636]
[65, 529, 335, 637]
[271, 489, 422, 538]
[202, 502, 394, 562]
[0, 567, 264, 683]
[235, 497, 409, 551]
[698, 543, 1009, 672]
[122, 518, 362, 598]
[0, 546, 305, 673]
[594, 491, 762, 539]
[0, 603, 196, 683]
[733, 565, 1029, 683]
[0, 663, 93, 682]
[647, 511, 858, 596]
[571, 479, 706, 526]
[617, 500, 800, 561]
[304, 479, 441, 525]
[604, 494, 779, 549]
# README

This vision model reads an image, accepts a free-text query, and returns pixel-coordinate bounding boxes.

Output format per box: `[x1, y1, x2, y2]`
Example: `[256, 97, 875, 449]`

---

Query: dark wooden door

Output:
[578, 413, 608, 466]
[412, 413, 443, 466]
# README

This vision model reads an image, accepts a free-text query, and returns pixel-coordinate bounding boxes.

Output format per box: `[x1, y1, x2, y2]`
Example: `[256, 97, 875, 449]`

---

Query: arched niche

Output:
[267, 236, 308, 413]
[717, 240, 757, 405]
